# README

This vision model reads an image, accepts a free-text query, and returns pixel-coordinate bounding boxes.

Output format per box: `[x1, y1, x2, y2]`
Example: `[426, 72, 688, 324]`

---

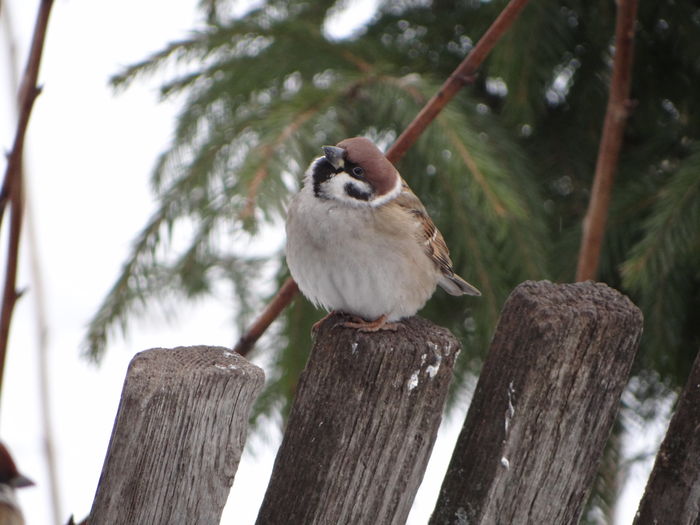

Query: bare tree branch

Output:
[233, 278, 299, 355]
[2, 2, 64, 523]
[234, 0, 532, 356]
[0, 0, 55, 399]
[385, 0, 531, 163]
[575, 0, 638, 281]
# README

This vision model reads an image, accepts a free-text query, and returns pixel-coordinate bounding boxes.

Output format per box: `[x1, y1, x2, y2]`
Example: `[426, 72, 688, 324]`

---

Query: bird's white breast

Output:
[285, 186, 438, 321]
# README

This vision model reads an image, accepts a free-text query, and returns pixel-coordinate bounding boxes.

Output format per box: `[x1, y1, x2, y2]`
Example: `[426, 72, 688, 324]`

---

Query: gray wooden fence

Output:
[85, 281, 699, 524]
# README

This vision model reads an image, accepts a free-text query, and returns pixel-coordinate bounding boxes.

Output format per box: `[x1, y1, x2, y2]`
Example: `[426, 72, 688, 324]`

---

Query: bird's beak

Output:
[322, 145, 345, 170]
[10, 473, 34, 488]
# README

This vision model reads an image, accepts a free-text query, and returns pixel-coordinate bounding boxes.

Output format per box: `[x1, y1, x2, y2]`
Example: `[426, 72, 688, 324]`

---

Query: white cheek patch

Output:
[323, 172, 374, 205]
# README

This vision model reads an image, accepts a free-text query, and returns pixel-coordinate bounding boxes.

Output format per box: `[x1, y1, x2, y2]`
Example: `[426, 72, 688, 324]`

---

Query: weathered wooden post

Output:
[430, 281, 643, 524]
[89, 346, 264, 524]
[256, 314, 460, 525]
[633, 350, 700, 524]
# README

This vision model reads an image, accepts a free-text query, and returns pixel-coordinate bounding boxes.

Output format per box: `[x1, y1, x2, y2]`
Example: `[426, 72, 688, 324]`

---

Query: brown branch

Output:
[0, 0, 55, 398]
[385, 0, 531, 163]
[233, 0, 532, 356]
[233, 278, 298, 355]
[575, 0, 638, 281]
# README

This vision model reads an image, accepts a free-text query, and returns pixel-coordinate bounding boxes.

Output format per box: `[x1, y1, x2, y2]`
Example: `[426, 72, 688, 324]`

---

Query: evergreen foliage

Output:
[84, 0, 699, 514]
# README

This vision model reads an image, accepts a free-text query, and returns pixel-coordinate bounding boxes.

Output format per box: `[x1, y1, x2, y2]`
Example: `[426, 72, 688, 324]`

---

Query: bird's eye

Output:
[352, 167, 364, 177]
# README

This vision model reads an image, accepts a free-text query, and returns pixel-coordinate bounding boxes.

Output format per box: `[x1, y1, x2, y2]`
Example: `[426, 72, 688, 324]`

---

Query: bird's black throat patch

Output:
[312, 158, 337, 198]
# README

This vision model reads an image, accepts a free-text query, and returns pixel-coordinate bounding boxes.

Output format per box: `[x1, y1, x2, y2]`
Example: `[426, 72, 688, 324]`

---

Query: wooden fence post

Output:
[633, 350, 700, 524]
[430, 280, 643, 524]
[89, 345, 264, 524]
[256, 314, 460, 525]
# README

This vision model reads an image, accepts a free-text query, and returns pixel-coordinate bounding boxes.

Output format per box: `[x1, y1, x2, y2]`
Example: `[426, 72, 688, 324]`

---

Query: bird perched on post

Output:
[286, 136, 480, 331]
[0, 443, 34, 525]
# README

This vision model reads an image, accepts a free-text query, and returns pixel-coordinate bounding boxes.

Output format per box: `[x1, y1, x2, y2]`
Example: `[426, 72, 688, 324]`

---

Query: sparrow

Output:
[0, 443, 34, 525]
[285, 136, 480, 332]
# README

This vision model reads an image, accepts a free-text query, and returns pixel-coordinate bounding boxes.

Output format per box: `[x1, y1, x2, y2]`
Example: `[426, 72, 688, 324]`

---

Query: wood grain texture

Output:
[430, 280, 643, 525]
[256, 314, 460, 525]
[634, 350, 700, 525]
[89, 346, 264, 524]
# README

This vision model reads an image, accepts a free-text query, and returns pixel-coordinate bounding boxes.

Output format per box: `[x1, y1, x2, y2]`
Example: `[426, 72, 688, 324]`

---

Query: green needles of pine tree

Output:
[621, 149, 700, 379]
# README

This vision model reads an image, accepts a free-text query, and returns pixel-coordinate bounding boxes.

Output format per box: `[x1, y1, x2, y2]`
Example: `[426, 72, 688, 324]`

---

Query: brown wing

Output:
[393, 180, 455, 277]
[394, 179, 481, 296]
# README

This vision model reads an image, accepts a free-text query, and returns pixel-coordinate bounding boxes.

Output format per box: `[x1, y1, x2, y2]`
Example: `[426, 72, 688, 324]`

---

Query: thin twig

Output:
[0, 0, 55, 399]
[385, 0, 531, 163]
[2, 3, 64, 523]
[233, 278, 298, 355]
[575, 0, 638, 281]
[234, 0, 532, 356]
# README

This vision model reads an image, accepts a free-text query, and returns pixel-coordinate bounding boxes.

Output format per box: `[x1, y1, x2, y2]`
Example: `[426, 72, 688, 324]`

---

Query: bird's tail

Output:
[439, 273, 481, 297]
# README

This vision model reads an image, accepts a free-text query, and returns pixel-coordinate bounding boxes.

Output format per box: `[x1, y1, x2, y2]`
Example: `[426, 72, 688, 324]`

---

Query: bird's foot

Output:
[311, 310, 340, 334]
[338, 314, 402, 333]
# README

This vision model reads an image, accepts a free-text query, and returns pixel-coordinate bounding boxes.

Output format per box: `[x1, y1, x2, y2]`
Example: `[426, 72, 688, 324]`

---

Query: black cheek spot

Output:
[345, 182, 372, 201]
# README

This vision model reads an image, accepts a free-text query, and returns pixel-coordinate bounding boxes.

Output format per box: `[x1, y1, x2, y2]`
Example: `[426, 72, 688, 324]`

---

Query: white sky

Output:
[0, 0, 268, 523]
[0, 1, 665, 524]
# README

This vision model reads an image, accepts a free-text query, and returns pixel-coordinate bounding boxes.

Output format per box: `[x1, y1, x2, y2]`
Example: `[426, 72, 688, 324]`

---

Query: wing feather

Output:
[394, 180, 481, 296]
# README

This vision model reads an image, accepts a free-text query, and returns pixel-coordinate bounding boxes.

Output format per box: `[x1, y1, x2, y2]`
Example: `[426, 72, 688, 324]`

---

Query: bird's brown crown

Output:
[337, 137, 398, 197]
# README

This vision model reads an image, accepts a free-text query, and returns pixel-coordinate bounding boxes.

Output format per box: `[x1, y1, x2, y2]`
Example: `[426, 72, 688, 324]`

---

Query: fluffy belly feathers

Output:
[286, 194, 438, 321]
